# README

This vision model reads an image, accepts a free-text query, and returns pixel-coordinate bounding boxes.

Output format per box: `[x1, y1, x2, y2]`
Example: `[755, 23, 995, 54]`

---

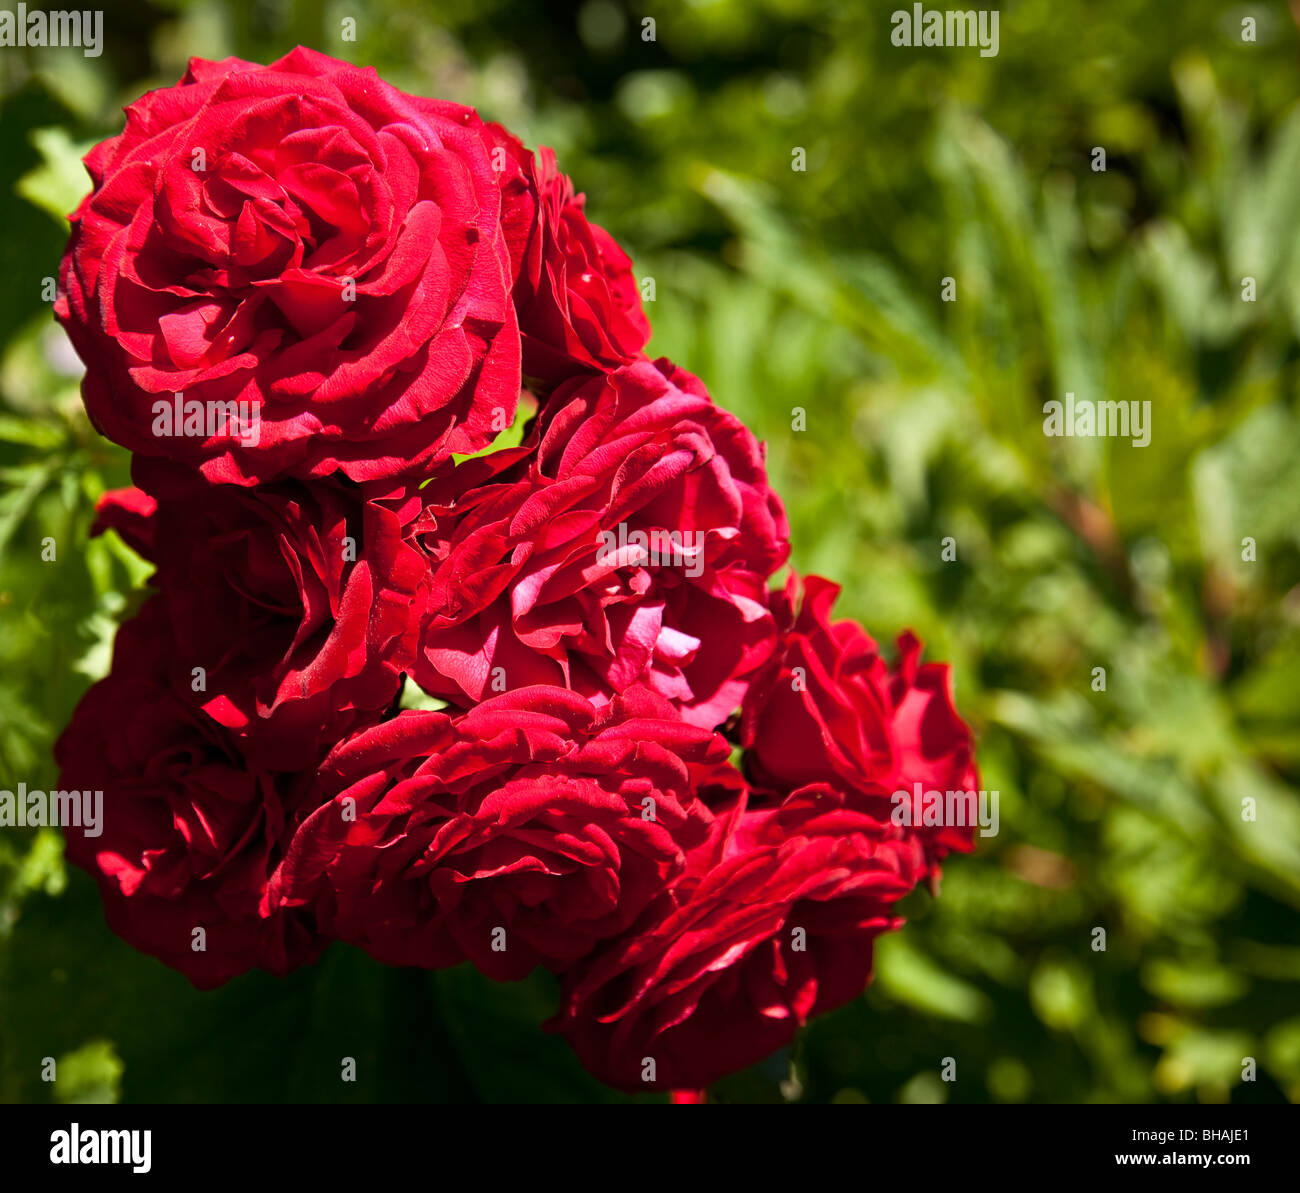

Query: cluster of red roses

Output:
[53, 48, 979, 1093]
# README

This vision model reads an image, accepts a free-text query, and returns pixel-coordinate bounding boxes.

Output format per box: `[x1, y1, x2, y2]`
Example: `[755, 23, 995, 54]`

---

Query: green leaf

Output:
[15, 128, 94, 225]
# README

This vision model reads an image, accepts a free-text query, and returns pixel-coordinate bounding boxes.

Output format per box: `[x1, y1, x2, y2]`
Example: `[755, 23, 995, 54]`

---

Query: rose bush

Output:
[55, 48, 981, 1099]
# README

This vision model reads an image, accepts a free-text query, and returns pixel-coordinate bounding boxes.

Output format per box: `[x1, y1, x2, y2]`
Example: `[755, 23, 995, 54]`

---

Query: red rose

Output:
[94, 456, 427, 768]
[483, 123, 651, 389]
[403, 357, 789, 729]
[56, 46, 520, 485]
[554, 779, 927, 1091]
[741, 573, 981, 867]
[270, 685, 728, 980]
[56, 600, 323, 989]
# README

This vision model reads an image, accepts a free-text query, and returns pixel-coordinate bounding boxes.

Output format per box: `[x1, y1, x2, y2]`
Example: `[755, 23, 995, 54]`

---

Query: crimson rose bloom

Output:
[270, 685, 728, 980]
[56, 600, 323, 989]
[483, 123, 651, 389]
[404, 356, 789, 729]
[56, 46, 519, 484]
[554, 780, 928, 1091]
[742, 573, 980, 868]
[93, 456, 427, 769]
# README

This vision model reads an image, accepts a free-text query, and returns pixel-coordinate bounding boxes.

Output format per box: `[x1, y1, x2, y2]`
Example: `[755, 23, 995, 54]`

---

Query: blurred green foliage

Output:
[1, 0, 1299, 1104]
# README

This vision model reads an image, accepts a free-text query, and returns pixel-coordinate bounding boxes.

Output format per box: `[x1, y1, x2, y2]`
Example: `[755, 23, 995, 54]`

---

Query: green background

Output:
[2, 0, 1299, 1104]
